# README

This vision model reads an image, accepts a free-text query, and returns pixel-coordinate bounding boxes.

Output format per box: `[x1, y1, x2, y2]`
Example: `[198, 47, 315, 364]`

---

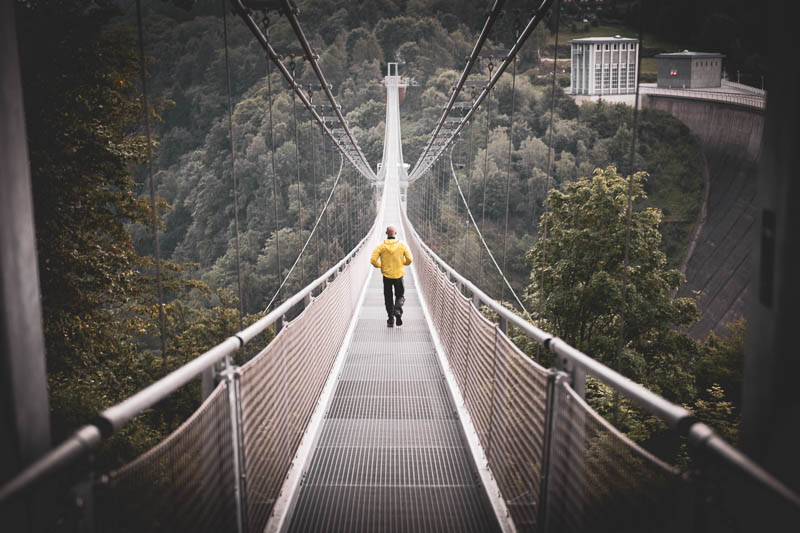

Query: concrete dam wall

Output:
[643, 95, 765, 338]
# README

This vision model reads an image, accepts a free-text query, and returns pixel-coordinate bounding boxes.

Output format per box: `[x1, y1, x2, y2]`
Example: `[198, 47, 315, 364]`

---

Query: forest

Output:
[14, 0, 759, 467]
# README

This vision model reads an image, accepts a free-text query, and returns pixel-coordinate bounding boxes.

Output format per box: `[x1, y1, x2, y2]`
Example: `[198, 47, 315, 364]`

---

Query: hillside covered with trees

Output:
[15, 0, 750, 466]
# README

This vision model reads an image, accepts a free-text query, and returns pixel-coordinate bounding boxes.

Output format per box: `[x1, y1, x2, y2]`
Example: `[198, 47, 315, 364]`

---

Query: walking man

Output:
[370, 225, 413, 327]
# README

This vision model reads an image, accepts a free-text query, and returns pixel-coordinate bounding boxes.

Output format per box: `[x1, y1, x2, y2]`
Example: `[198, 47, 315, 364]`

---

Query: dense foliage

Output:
[515, 168, 741, 454]
[16, 0, 745, 468]
[16, 0, 273, 467]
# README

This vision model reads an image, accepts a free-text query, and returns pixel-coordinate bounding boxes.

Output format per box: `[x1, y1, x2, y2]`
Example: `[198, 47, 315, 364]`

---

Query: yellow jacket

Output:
[370, 238, 412, 279]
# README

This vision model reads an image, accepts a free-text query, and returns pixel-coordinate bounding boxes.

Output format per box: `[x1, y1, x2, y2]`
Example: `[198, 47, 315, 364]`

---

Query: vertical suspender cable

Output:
[614, 0, 645, 421]
[263, 19, 282, 295]
[500, 29, 520, 305]
[344, 170, 351, 249]
[321, 122, 330, 264]
[540, 0, 561, 325]
[223, 0, 245, 327]
[478, 62, 495, 288]
[451, 138, 461, 264]
[463, 94, 476, 274]
[135, 0, 167, 360]
[290, 60, 305, 286]
[309, 93, 321, 276]
[438, 151, 445, 235]
[429, 167, 435, 241]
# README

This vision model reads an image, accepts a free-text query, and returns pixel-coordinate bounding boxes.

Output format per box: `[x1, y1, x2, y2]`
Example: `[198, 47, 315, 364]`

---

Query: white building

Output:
[570, 36, 639, 96]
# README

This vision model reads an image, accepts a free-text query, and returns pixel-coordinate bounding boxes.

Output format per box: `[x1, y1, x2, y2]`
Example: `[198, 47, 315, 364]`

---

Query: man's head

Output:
[386, 225, 397, 238]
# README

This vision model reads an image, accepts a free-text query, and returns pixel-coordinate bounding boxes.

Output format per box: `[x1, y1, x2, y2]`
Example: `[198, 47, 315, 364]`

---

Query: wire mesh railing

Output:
[0, 214, 379, 531]
[543, 378, 690, 533]
[405, 208, 548, 529]
[96, 384, 237, 532]
[401, 201, 800, 532]
[239, 238, 372, 531]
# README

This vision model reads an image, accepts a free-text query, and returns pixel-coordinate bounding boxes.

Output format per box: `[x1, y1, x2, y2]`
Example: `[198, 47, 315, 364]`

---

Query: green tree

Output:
[525, 166, 699, 399]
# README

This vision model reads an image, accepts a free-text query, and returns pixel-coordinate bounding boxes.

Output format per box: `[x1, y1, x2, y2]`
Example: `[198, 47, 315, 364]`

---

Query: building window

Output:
[605, 44, 609, 50]
[596, 44, 600, 50]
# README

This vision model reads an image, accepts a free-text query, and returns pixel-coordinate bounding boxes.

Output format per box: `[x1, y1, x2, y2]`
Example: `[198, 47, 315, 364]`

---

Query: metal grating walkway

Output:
[286, 268, 501, 532]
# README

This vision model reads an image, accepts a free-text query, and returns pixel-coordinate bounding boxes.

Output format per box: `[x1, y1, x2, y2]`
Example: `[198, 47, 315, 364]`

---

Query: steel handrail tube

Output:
[0, 425, 101, 502]
[688, 423, 800, 508]
[237, 231, 372, 344]
[101, 336, 241, 431]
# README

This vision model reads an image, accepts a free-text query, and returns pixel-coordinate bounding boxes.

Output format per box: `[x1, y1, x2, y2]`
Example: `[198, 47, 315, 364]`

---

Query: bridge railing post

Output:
[221, 358, 248, 533]
[538, 370, 567, 532]
[71, 476, 97, 533]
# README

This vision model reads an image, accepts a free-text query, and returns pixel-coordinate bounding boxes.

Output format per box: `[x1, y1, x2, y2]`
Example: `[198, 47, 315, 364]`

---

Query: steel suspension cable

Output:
[438, 152, 445, 235]
[223, 0, 245, 326]
[478, 62, 494, 287]
[614, 0, 646, 420]
[290, 60, 305, 285]
[409, 0, 506, 176]
[409, 0, 556, 182]
[264, 153, 345, 312]
[463, 96, 476, 274]
[539, 0, 561, 325]
[321, 122, 331, 263]
[308, 91, 321, 276]
[232, 1, 375, 179]
[135, 0, 167, 359]
[451, 135, 462, 264]
[344, 169, 351, 250]
[500, 26, 520, 304]
[447, 146, 532, 319]
[263, 17, 282, 297]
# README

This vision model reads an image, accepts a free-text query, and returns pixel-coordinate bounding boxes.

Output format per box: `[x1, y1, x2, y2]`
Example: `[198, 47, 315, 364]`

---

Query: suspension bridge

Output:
[1, 1, 799, 532]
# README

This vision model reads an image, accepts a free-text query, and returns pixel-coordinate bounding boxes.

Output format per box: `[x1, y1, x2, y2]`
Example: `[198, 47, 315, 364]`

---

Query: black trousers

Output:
[383, 276, 405, 318]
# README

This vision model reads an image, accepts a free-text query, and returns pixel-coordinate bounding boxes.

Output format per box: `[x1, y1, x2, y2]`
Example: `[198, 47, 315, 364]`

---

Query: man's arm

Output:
[370, 245, 382, 268]
[402, 244, 413, 265]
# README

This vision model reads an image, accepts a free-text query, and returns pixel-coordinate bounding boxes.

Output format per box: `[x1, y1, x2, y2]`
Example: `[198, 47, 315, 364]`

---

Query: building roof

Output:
[655, 50, 726, 59]
[570, 35, 638, 44]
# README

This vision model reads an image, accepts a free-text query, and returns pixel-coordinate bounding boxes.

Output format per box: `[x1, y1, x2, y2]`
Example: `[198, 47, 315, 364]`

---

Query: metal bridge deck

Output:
[286, 268, 501, 532]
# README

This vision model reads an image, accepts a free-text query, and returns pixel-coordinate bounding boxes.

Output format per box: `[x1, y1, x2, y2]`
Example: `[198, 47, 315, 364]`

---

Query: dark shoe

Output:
[387, 317, 394, 328]
[395, 312, 403, 326]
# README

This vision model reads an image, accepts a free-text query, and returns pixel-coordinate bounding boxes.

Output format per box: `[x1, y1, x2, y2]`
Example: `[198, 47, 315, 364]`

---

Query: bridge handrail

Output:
[0, 224, 376, 503]
[641, 85, 766, 110]
[409, 221, 800, 510]
[721, 79, 766, 96]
